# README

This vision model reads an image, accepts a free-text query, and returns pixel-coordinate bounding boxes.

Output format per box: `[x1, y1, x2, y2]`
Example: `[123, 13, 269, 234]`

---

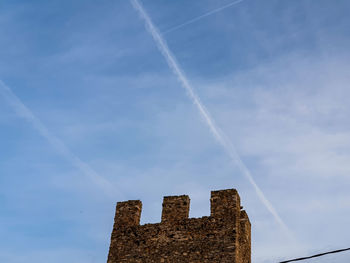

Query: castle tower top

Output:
[107, 188, 251, 263]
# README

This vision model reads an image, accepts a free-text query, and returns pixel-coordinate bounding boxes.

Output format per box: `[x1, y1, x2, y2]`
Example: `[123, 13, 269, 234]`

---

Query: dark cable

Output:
[279, 247, 350, 263]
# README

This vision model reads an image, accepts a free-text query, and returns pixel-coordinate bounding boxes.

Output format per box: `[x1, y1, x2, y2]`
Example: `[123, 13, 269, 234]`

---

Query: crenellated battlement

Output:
[108, 189, 251, 263]
[113, 189, 242, 227]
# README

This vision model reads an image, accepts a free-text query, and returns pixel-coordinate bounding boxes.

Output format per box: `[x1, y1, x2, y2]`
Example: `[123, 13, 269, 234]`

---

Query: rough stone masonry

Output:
[107, 189, 251, 263]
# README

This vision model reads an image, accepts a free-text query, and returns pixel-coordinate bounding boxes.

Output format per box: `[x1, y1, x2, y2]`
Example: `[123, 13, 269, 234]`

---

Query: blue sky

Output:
[1, 0, 350, 262]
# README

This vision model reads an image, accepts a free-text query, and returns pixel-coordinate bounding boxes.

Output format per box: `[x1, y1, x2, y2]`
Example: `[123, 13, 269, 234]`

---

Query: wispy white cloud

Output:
[201, 53, 350, 179]
[195, 51, 350, 261]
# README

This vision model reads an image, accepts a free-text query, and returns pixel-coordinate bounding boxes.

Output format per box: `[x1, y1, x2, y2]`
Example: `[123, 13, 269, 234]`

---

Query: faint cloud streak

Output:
[163, 0, 244, 34]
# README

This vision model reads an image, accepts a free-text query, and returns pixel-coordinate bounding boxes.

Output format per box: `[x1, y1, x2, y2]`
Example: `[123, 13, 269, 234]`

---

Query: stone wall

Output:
[107, 189, 251, 263]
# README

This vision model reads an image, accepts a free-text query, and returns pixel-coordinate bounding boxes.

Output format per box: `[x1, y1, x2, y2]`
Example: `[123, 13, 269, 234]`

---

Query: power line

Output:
[279, 247, 350, 263]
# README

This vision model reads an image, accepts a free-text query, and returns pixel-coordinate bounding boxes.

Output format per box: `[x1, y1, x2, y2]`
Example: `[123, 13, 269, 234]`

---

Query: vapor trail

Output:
[0, 80, 116, 197]
[163, 0, 244, 34]
[130, 0, 293, 238]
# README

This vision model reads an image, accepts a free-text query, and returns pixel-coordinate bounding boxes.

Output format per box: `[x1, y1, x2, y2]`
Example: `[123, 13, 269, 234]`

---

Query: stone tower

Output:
[107, 189, 251, 263]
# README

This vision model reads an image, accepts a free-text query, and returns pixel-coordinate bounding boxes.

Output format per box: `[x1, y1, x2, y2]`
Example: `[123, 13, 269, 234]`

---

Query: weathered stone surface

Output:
[107, 189, 251, 263]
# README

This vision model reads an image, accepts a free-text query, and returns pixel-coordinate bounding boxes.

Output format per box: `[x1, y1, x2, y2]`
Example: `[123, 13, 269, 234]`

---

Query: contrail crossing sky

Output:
[130, 0, 293, 239]
[0, 80, 116, 198]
